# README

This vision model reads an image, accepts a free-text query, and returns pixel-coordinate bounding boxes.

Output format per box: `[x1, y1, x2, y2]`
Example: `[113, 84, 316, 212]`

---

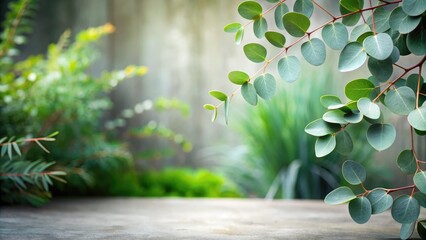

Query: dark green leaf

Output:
[322, 23, 348, 50]
[397, 149, 417, 175]
[407, 20, 426, 55]
[324, 186, 356, 205]
[342, 160, 366, 185]
[391, 195, 420, 223]
[406, 73, 424, 94]
[345, 78, 375, 100]
[274, 3, 289, 30]
[301, 38, 326, 66]
[305, 118, 341, 137]
[224, 23, 242, 33]
[417, 221, 426, 239]
[277, 56, 301, 82]
[340, 1, 362, 26]
[238, 1, 262, 20]
[338, 42, 367, 72]
[366, 123, 396, 151]
[253, 17, 268, 38]
[368, 57, 393, 82]
[340, 0, 362, 12]
[344, 111, 363, 123]
[414, 171, 426, 194]
[389, 7, 421, 34]
[265, 31, 286, 48]
[335, 130, 353, 154]
[282, 12, 310, 37]
[254, 73, 276, 100]
[315, 135, 336, 158]
[243, 43, 267, 63]
[384, 86, 416, 115]
[209, 90, 227, 101]
[228, 71, 250, 85]
[357, 97, 381, 119]
[349, 197, 372, 224]
[408, 106, 426, 131]
[414, 192, 426, 207]
[350, 24, 371, 41]
[402, 0, 426, 16]
[367, 189, 393, 214]
[12, 142, 21, 157]
[389, 29, 410, 56]
[241, 82, 258, 106]
[363, 33, 394, 60]
[294, 0, 314, 18]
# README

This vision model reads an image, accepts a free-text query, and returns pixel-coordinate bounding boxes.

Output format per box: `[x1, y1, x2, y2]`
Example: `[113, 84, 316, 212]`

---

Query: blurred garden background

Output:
[0, 0, 424, 206]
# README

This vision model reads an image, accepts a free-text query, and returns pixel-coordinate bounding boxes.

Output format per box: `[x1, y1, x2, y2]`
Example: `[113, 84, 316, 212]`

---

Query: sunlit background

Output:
[1, 0, 424, 206]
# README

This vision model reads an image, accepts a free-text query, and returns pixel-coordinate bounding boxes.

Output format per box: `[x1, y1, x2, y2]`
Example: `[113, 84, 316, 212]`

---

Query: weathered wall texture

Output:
[20, 0, 424, 168]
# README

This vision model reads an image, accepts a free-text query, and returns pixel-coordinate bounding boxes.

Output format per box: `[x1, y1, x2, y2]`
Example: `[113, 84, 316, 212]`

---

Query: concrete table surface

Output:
[0, 198, 424, 239]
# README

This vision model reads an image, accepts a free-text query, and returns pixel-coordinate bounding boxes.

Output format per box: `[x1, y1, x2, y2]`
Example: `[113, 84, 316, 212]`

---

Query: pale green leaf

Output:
[322, 22, 348, 50]
[305, 118, 341, 137]
[345, 78, 375, 100]
[315, 135, 336, 158]
[414, 171, 426, 194]
[402, 0, 426, 16]
[235, 28, 244, 45]
[241, 82, 258, 106]
[397, 149, 417, 175]
[367, 189, 393, 214]
[209, 90, 227, 101]
[408, 106, 426, 131]
[254, 73, 276, 100]
[323, 110, 347, 124]
[294, 0, 313, 18]
[366, 123, 396, 151]
[385, 86, 416, 115]
[342, 160, 366, 185]
[363, 33, 394, 60]
[301, 38, 326, 66]
[400, 222, 415, 240]
[203, 104, 215, 111]
[324, 186, 356, 205]
[224, 23, 242, 33]
[253, 17, 268, 38]
[277, 56, 301, 83]
[338, 42, 367, 72]
[274, 3, 289, 30]
[391, 195, 420, 224]
[265, 31, 286, 48]
[357, 97, 381, 119]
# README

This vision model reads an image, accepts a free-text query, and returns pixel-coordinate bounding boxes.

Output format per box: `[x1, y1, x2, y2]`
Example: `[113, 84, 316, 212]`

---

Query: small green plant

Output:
[207, 0, 426, 238]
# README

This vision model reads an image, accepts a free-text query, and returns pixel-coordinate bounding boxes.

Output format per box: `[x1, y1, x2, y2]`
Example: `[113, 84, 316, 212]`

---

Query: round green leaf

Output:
[397, 149, 417, 175]
[363, 33, 394, 60]
[369, 7, 391, 33]
[203, 104, 215, 111]
[238, 1, 262, 20]
[241, 83, 258, 106]
[389, 46, 401, 63]
[408, 106, 426, 131]
[335, 130, 353, 154]
[338, 42, 367, 72]
[228, 71, 249, 85]
[305, 118, 341, 137]
[384, 86, 416, 115]
[282, 12, 310, 37]
[344, 111, 363, 123]
[265, 31, 286, 48]
[301, 38, 326, 66]
[224, 23, 242, 33]
[368, 57, 393, 82]
[389, 7, 421, 34]
[340, 0, 362, 12]
[254, 73, 276, 100]
[340, 0, 362, 26]
[417, 221, 426, 239]
[322, 23, 348, 50]
[406, 73, 424, 94]
[315, 135, 336, 158]
[391, 195, 420, 224]
[320, 95, 343, 109]
[407, 20, 426, 55]
[254, 17, 268, 38]
[274, 3, 289, 30]
[324, 186, 356, 205]
[342, 160, 366, 185]
[414, 192, 426, 207]
[323, 110, 347, 124]
[367, 189, 393, 214]
[400, 222, 415, 240]
[294, 0, 314, 18]
[209, 90, 227, 101]
[277, 56, 301, 83]
[348, 197, 372, 224]
[366, 123, 396, 151]
[389, 29, 410, 56]
[414, 171, 426, 194]
[235, 28, 244, 45]
[345, 78, 375, 100]
[402, 0, 426, 16]
[350, 24, 371, 42]
[243, 43, 267, 63]
[358, 97, 381, 119]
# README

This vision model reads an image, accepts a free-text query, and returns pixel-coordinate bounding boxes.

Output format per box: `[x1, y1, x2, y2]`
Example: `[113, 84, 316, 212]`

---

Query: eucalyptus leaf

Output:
[235, 28, 244, 45]
[408, 106, 426, 131]
[277, 56, 301, 83]
[389, 29, 410, 56]
[348, 197, 372, 224]
[253, 17, 268, 38]
[402, 0, 426, 16]
[323, 110, 347, 124]
[397, 149, 417, 175]
[274, 3, 289, 30]
[335, 130, 353, 154]
[209, 90, 227, 101]
[305, 118, 341, 137]
[224, 23, 242, 33]
[384, 86, 416, 115]
[320, 95, 343, 109]
[324, 186, 356, 205]
[228, 71, 249, 85]
[203, 104, 215, 111]
[301, 38, 326, 66]
[417, 221, 426, 239]
[366, 123, 396, 151]
[400, 222, 415, 240]
[391, 195, 420, 224]
[238, 1, 262, 20]
[407, 20, 426, 55]
[282, 12, 310, 37]
[344, 111, 363, 124]
[254, 73, 276, 100]
[406, 73, 424, 94]
[315, 135, 336, 158]
[414, 171, 426, 194]
[241, 82, 258, 106]
[363, 33, 394, 60]
[224, 97, 230, 125]
[414, 192, 426, 207]
[265, 31, 286, 48]
[294, 0, 314, 18]
[357, 97, 380, 119]
[367, 189, 393, 214]
[389, 7, 421, 34]
[367, 57, 393, 82]
[368, 7, 391, 33]
[322, 23, 348, 50]
[243, 43, 267, 63]
[345, 79, 375, 101]
[342, 160, 366, 185]
[350, 24, 371, 42]
[338, 42, 367, 72]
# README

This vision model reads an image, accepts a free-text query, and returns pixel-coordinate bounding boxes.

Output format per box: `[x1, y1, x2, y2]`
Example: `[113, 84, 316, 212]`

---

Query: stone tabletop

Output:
[0, 198, 423, 239]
